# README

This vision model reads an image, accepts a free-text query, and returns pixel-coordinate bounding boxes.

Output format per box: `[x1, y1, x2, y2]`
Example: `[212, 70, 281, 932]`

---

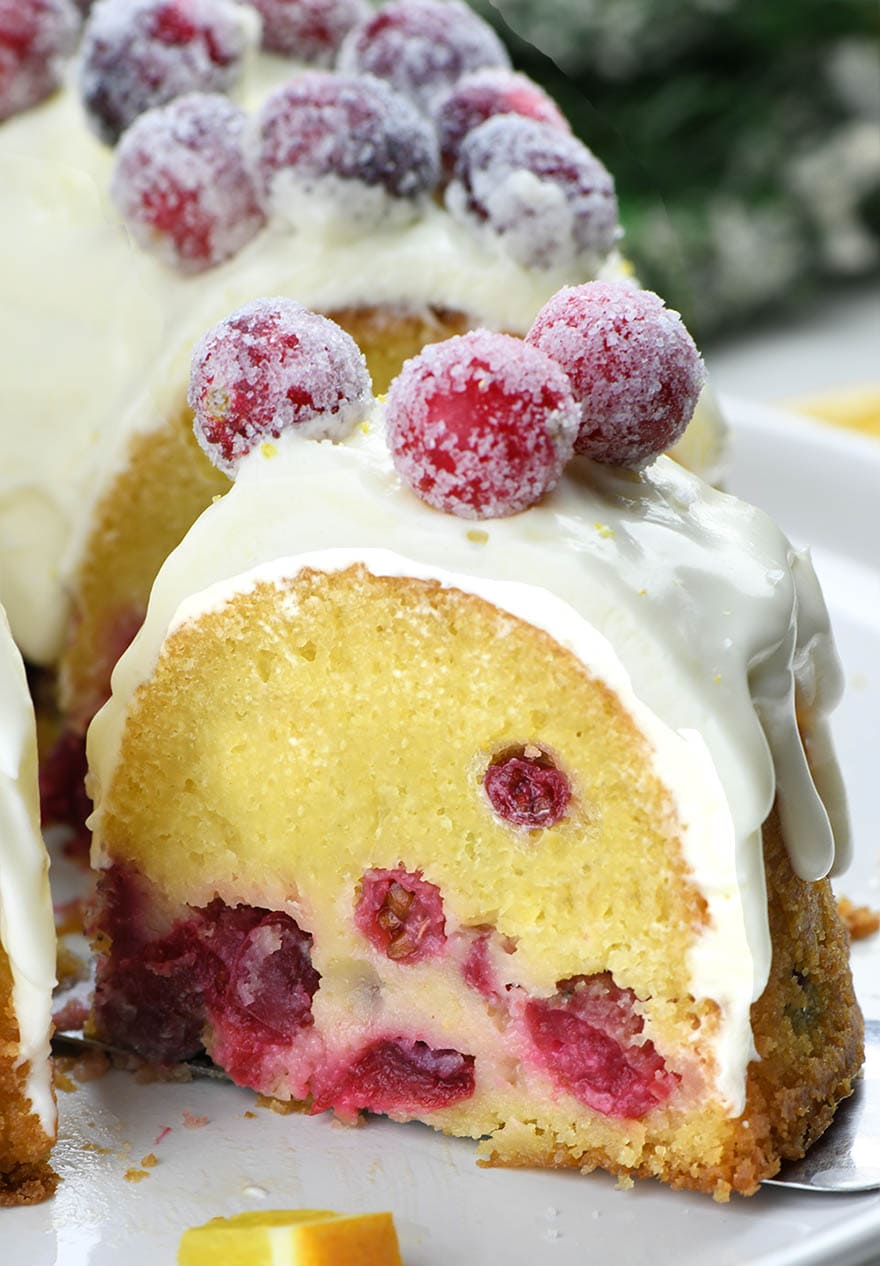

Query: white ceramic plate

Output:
[7, 398, 880, 1266]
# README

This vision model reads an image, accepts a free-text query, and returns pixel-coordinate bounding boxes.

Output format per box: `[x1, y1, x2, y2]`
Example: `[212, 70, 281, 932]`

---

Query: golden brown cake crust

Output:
[0, 945, 57, 1205]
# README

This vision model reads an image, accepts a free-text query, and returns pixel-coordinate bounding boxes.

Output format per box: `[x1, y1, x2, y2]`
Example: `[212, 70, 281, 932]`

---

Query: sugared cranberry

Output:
[189, 298, 372, 475]
[385, 329, 579, 519]
[338, 0, 509, 114]
[435, 68, 569, 178]
[79, 0, 256, 145]
[250, 72, 439, 232]
[313, 1037, 475, 1117]
[446, 115, 619, 272]
[249, 0, 368, 61]
[526, 282, 706, 467]
[355, 867, 446, 963]
[0, 0, 80, 122]
[111, 93, 264, 273]
[525, 973, 679, 1119]
[484, 746, 570, 829]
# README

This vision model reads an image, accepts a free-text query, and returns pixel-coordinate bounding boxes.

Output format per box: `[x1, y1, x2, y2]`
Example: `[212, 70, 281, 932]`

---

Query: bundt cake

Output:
[84, 289, 862, 1200]
[0, 0, 726, 809]
[0, 606, 57, 1205]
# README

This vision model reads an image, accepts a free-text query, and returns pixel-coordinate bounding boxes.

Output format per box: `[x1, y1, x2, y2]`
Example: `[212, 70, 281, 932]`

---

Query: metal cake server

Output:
[763, 1019, 880, 1192]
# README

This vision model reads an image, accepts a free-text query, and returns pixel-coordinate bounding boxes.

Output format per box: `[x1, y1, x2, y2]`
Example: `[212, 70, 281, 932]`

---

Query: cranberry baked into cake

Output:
[83, 287, 862, 1200]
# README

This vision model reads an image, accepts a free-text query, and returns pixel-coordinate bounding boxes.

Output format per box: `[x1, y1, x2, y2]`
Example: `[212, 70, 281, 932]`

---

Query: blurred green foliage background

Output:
[473, 0, 880, 343]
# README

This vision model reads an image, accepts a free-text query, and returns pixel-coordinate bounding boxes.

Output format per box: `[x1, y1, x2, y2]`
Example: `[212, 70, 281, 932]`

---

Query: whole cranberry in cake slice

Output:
[446, 114, 619, 272]
[189, 298, 373, 475]
[354, 866, 446, 963]
[484, 745, 571, 829]
[0, 0, 80, 122]
[250, 72, 439, 233]
[111, 93, 264, 273]
[312, 1038, 475, 1121]
[79, 0, 256, 145]
[249, 0, 369, 62]
[525, 973, 679, 1119]
[527, 282, 705, 467]
[434, 67, 570, 179]
[385, 329, 579, 519]
[338, 0, 509, 114]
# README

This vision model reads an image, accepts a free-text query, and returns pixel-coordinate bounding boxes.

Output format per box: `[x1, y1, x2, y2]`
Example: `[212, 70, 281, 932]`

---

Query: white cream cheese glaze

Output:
[0, 53, 724, 668]
[0, 607, 56, 1138]
[87, 419, 849, 1114]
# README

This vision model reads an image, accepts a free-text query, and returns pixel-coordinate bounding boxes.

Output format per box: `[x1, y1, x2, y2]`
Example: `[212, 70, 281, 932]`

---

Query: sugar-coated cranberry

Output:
[313, 1037, 475, 1117]
[189, 298, 373, 475]
[79, 0, 256, 145]
[111, 93, 264, 273]
[435, 68, 569, 178]
[525, 973, 679, 1119]
[446, 115, 619, 272]
[249, 0, 368, 61]
[338, 0, 509, 114]
[251, 72, 439, 232]
[354, 867, 447, 963]
[526, 282, 706, 467]
[484, 746, 570, 829]
[385, 330, 579, 520]
[0, 0, 80, 122]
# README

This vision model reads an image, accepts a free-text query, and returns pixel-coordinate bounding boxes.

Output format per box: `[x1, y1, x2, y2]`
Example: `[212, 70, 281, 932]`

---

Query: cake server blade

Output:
[762, 1019, 880, 1192]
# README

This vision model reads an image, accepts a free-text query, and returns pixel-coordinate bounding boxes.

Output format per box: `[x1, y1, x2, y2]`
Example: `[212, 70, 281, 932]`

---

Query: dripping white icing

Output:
[87, 420, 849, 1113]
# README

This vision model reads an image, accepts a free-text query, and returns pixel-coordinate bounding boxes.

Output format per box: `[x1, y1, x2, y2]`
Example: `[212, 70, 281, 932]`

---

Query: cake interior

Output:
[89, 566, 863, 1199]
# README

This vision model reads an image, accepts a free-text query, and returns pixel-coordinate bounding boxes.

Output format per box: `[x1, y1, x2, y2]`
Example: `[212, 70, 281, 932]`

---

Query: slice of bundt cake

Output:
[0, 607, 57, 1204]
[84, 289, 862, 1200]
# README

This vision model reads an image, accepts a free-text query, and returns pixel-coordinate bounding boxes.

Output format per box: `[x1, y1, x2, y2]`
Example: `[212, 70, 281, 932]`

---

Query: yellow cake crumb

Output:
[124, 1168, 148, 1183]
[260, 442, 279, 460]
[177, 1210, 403, 1266]
[837, 897, 880, 941]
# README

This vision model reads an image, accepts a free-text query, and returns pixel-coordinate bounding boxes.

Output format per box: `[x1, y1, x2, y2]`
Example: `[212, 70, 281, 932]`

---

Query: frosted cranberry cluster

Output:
[190, 282, 704, 491]
[2, 0, 625, 275]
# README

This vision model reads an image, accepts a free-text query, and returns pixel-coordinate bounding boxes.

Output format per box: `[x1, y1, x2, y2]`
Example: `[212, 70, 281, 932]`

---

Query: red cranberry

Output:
[91, 868, 211, 1063]
[446, 115, 619, 272]
[354, 867, 446, 964]
[249, 0, 368, 62]
[202, 905, 320, 1040]
[385, 329, 579, 519]
[79, 0, 255, 145]
[525, 973, 679, 1119]
[313, 1037, 475, 1117]
[111, 93, 264, 273]
[484, 746, 570, 829]
[189, 298, 373, 475]
[92, 868, 321, 1070]
[39, 729, 91, 859]
[526, 282, 706, 467]
[0, 0, 80, 122]
[251, 72, 439, 231]
[338, 0, 509, 114]
[435, 67, 569, 178]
